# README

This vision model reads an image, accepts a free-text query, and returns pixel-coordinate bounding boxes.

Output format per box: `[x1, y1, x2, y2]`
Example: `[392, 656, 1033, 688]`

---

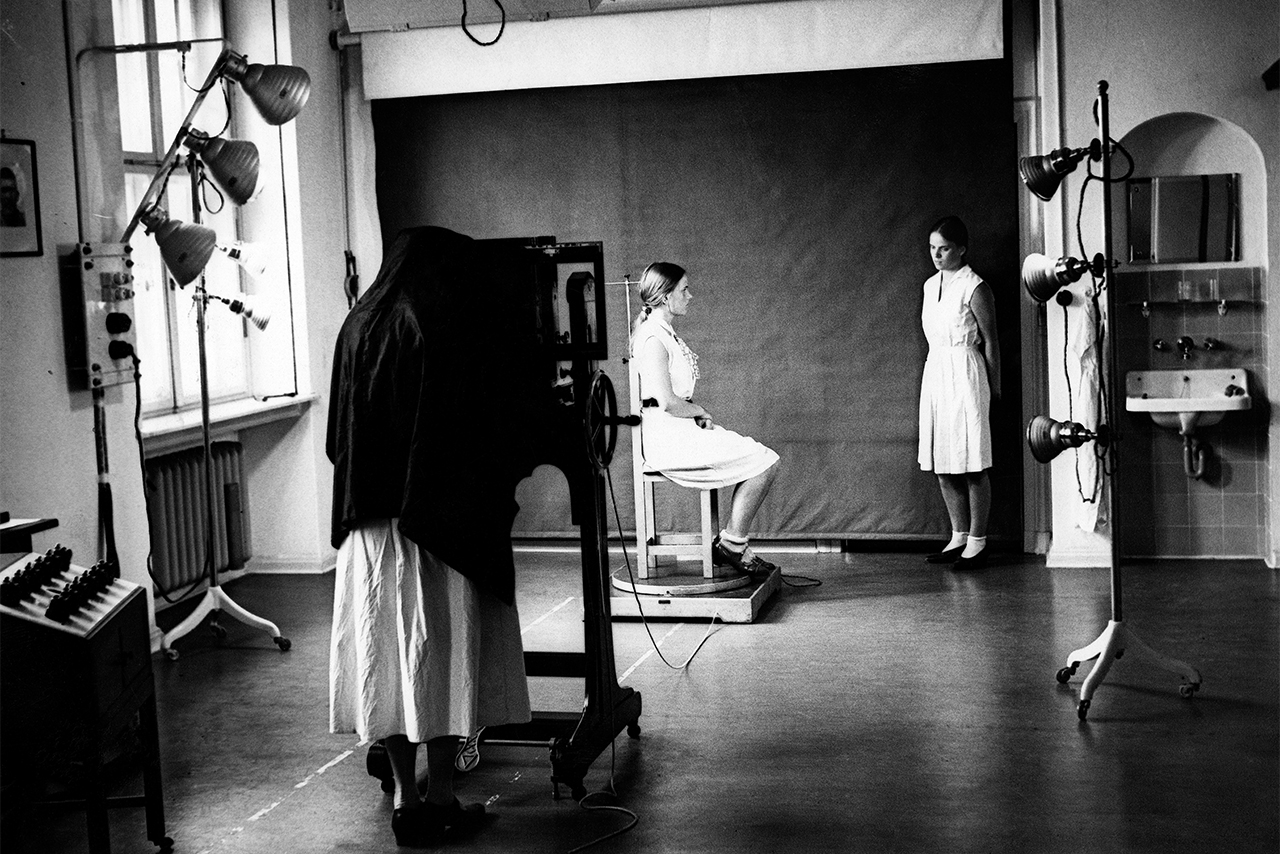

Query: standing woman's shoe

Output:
[925, 545, 965, 564]
[951, 547, 988, 571]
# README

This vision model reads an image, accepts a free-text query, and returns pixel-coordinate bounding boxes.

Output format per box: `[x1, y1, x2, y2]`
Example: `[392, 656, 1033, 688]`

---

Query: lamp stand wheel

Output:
[1059, 619, 1202, 720]
[627, 722, 641, 738]
[274, 636, 292, 651]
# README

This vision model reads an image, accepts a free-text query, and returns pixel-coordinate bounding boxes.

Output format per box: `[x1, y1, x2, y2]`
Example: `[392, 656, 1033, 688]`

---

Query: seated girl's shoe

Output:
[712, 537, 779, 576]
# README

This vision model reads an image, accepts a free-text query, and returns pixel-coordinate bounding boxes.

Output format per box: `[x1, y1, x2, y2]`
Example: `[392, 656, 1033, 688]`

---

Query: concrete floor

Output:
[5, 547, 1278, 853]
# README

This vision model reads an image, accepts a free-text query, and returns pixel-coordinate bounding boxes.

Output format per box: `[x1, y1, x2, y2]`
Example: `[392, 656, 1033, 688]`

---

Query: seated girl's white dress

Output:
[329, 520, 531, 744]
[633, 315, 779, 489]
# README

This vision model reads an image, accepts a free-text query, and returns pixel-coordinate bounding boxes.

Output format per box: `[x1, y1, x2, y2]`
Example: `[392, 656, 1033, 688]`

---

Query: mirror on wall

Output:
[1126, 173, 1239, 264]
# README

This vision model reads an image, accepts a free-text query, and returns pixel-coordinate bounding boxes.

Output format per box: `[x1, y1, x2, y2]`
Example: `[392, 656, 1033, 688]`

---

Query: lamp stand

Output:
[161, 156, 289, 660]
[1052, 81, 1199, 719]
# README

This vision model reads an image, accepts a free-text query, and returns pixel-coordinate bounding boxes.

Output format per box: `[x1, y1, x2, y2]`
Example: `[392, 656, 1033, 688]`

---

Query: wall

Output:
[0, 2, 131, 587]
[1039, 0, 1277, 565]
[0, 0, 349, 647]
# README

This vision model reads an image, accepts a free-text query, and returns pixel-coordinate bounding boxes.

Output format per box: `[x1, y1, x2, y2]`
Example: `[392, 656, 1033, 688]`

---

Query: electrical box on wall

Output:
[60, 242, 138, 390]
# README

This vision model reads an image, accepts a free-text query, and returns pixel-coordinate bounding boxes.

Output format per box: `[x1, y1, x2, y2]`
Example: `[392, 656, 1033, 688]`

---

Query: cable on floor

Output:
[605, 466, 722, 670]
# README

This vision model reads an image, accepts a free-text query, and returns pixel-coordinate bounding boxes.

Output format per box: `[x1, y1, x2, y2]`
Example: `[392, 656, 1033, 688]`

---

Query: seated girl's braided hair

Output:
[632, 262, 687, 341]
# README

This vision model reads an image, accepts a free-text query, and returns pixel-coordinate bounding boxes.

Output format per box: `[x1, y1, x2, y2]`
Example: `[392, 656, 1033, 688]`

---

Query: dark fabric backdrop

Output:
[371, 60, 1022, 542]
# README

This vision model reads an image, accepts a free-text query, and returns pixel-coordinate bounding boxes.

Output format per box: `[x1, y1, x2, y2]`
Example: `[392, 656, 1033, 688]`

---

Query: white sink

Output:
[1125, 368, 1251, 435]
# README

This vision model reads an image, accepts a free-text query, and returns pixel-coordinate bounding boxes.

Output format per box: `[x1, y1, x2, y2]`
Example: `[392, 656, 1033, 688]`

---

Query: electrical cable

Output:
[461, 0, 506, 46]
[199, 171, 226, 214]
[563, 377, 820, 851]
[1069, 168, 1117, 498]
[131, 353, 207, 605]
[605, 466, 721, 670]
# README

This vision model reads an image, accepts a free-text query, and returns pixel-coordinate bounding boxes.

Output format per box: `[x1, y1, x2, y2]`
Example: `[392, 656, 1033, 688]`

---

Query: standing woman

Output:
[918, 216, 1001, 569]
[633, 262, 782, 576]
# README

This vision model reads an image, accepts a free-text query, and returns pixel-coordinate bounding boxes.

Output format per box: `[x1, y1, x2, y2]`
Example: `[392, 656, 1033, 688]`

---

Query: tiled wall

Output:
[1113, 266, 1269, 557]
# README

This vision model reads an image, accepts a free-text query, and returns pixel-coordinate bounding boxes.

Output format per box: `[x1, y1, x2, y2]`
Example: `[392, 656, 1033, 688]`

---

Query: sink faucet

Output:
[1176, 336, 1195, 359]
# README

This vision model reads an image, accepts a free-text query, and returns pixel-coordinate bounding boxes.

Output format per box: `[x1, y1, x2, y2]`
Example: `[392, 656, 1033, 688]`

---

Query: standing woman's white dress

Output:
[633, 314, 778, 488]
[917, 264, 993, 474]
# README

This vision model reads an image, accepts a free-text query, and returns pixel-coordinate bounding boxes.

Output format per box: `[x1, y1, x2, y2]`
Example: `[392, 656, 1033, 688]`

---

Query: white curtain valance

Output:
[359, 0, 1004, 99]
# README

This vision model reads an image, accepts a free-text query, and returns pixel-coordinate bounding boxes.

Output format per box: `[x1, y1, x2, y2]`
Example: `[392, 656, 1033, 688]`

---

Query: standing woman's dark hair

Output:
[930, 215, 969, 255]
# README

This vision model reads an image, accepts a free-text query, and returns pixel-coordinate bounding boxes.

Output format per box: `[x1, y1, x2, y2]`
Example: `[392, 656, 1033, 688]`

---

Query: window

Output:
[113, 0, 254, 413]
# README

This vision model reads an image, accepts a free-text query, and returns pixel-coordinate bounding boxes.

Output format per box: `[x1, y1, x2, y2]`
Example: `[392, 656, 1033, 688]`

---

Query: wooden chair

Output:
[629, 359, 720, 580]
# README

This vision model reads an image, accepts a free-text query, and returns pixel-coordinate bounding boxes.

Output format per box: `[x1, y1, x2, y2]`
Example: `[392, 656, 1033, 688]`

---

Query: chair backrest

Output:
[628, 355, 646, 474]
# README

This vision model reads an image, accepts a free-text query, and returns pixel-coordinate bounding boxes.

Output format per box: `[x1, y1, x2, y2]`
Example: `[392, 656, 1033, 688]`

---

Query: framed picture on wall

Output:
[0, 138, 43, 257]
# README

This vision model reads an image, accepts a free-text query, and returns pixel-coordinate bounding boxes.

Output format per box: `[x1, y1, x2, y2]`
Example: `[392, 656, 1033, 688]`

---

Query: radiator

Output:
[145, 441, 251, 595]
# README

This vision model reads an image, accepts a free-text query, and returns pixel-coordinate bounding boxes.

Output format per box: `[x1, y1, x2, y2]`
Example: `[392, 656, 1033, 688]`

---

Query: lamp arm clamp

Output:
[121, 47, 240, 244]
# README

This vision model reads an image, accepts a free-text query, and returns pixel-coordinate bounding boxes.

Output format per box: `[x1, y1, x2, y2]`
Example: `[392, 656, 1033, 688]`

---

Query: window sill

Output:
[141, 394, 317, 457]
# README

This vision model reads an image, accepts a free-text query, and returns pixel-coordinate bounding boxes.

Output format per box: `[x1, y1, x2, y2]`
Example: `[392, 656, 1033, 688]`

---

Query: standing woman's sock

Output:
[945, 531, 968, 551]
[961, 535, 986, 559]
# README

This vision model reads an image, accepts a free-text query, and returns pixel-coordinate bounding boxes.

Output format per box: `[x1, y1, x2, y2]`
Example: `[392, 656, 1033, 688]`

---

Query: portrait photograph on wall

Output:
[0, 138, 43, 257]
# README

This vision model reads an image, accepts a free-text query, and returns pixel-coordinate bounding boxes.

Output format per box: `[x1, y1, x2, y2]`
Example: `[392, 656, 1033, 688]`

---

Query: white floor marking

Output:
[620, 624, 682, 682]
[522, 595, 577, 635]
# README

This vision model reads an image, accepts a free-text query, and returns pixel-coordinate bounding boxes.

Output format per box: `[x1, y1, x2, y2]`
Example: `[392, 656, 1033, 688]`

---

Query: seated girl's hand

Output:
[695, 414, 714, 430]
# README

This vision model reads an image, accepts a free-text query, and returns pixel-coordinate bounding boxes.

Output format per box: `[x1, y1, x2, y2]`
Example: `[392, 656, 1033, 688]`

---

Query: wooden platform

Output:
[609, 561, 781, 623]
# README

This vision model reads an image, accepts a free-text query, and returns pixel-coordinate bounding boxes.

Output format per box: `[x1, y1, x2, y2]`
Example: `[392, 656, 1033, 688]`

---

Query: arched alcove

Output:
[1111, 112, 1270, 559]
[1115, 112, 1268, 267]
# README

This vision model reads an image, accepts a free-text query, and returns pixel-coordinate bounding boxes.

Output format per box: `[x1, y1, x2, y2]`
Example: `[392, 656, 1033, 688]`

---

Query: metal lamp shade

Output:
[1018, 144, 1096, 202]
[1026, 415, 1096, 464]
[1021, 253, 1089, 303]
[1018, 153, 1068, 202]
[226, 60, 312, 126]
[185, 135, 260, 205]
[143, 209, 217, 286]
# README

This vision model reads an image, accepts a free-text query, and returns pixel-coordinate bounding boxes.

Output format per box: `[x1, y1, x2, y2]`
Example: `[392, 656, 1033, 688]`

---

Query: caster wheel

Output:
[1077, 699, 1090, 721]
[1056, 667, 1073, 684]
[165, 648, 179, 661]
[570, 783, 587, 802]
[274, 636, 292, 651]
[156, 837, 175, 853]
[211, 624, 228, 641]
[627, 723, 641, 738]
[1179, 683, 1199, 699]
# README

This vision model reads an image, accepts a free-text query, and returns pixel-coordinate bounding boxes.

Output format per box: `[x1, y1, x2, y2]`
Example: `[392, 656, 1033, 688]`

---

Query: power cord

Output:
[131, 353, 208, 606]
[566, 431, 820, 852]
[605, 465, 722, 670]
[461, 0, 506, 46]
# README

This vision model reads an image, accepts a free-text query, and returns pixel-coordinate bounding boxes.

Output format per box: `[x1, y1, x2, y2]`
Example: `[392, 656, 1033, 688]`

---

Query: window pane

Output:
[125, 171, 175, 411]
[112, 0, 153, 151]
[157, 10, 226, 154]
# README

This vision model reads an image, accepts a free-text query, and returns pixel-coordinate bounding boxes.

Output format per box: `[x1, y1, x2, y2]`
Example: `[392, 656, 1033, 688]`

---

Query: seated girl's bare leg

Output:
[725, 463, 779, 540]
